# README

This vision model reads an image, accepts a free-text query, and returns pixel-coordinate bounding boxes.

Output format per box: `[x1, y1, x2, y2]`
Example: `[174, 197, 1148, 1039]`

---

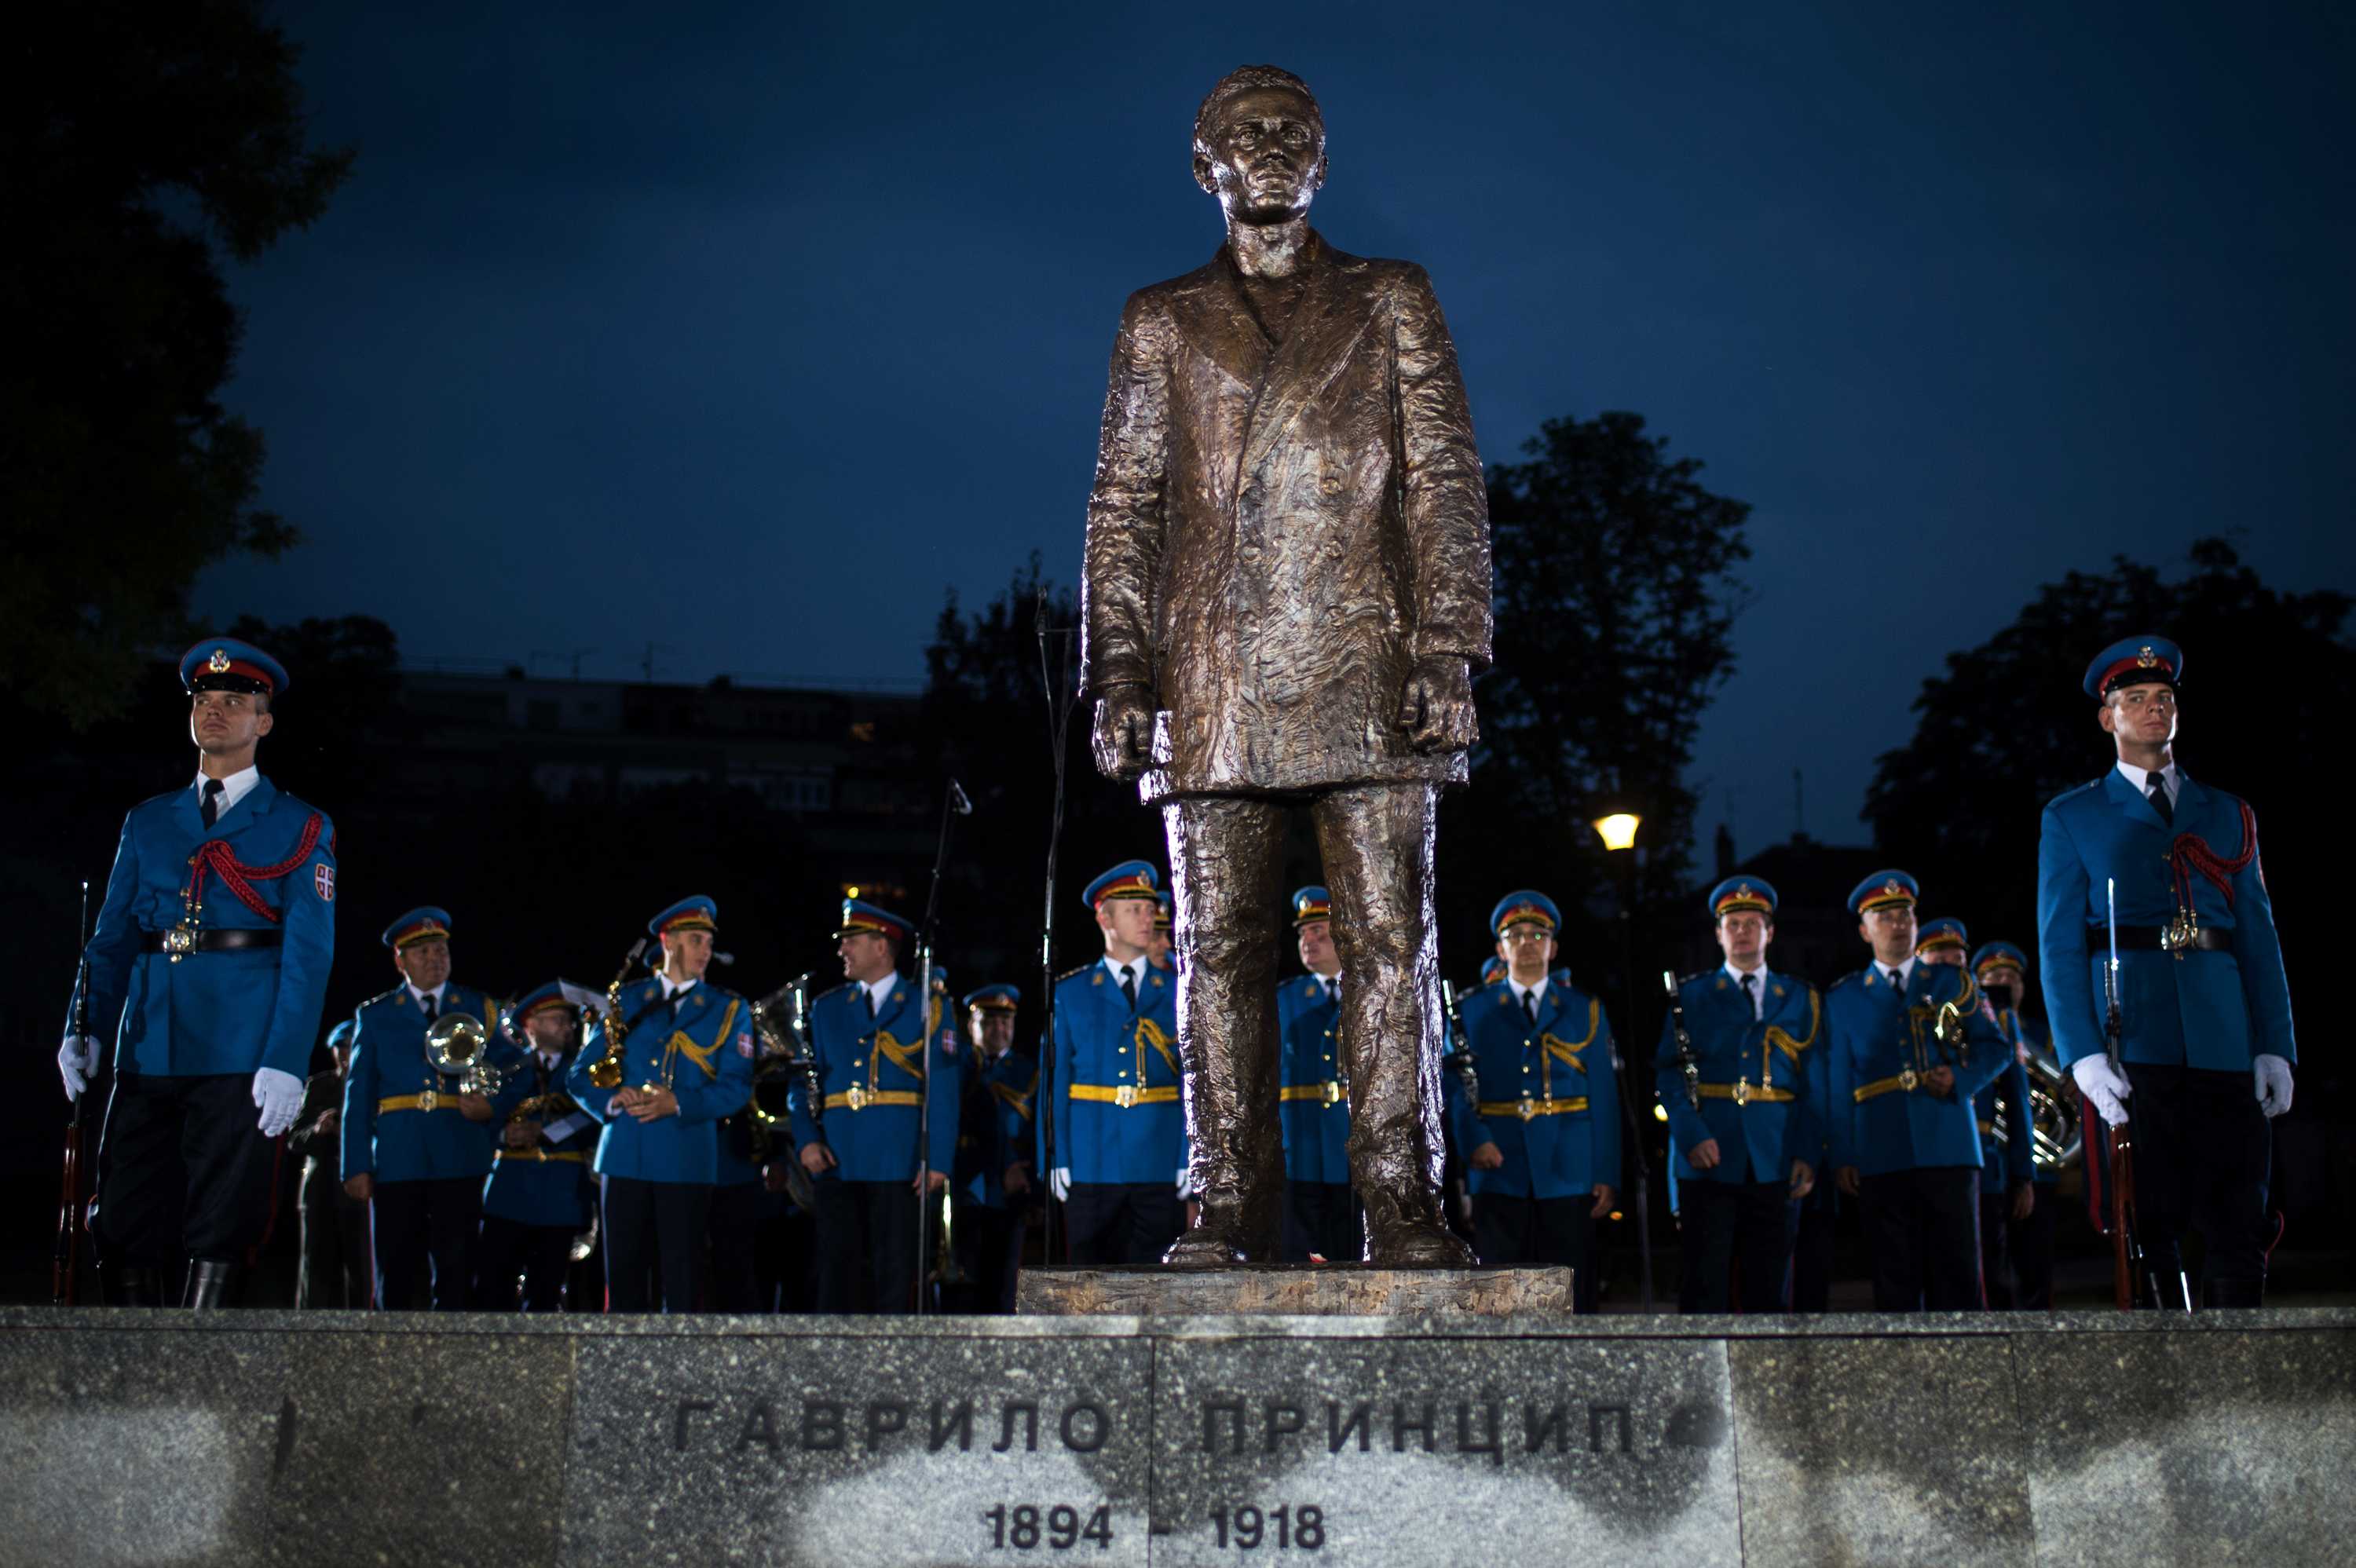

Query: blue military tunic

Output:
[1973, 1013, 2036, 1197]
[1655, 968, 1822, 1188]
[564, 977, 755, 1183]
[786, 977, 961, 1183]
[483, 1047, 599, 1228]
[342, 984, 521, 1183]
[1824, 963, 2011, 1177]
[1276, 974, 1350, 1186]
[957, 1049, 1039, 1208]
[74, 774, 338, 1080]
[1047, 959, 1187, 1186]
[2035, 769, 2295, 1072]
[1447, 978, 1622, 1201]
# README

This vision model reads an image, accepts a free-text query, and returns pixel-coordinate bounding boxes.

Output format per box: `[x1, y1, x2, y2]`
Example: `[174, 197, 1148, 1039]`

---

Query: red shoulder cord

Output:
[188, 813, 327, 923]
[2168, 800, 2259, 916]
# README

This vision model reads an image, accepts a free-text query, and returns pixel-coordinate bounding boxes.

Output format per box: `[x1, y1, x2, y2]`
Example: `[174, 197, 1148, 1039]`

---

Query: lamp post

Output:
[1591, 808, 1655, 1313]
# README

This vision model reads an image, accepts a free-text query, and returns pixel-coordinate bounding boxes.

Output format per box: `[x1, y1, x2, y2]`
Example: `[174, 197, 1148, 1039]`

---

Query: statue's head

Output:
[1192, 65, 1326, 225]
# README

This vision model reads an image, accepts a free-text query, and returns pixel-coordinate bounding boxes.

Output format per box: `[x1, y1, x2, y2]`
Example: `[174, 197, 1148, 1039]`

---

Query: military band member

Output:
[1148, 893, 1176, 973]
[708, 1030, 777, 1314]
[62, 639, 336, 1308]
[341, 908, 513, 1310]
[566, 897, 755, 1313]
[1656, 878, 1820, 1314]
[1448, 891, 1620, 1307]
[1827, 872, 2011, 1310]
[477, 982, 597, 1312]
[1048, 861, 1188, 1265]
[1974, 941, 2058, 1309]
[2036, 635, 2295, 1308]
[1478, 956, 1506, 988]
[1278, 886, 1356, 1262]
[952, 984, 1037, 1312]
[290, 1020, 368, 1308]
[1917, 919, 2033, 1308]
[787, 899, 961, 1313]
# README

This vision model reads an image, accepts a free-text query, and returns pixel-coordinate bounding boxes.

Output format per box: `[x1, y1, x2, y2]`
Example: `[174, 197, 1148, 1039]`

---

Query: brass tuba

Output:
[584, 939, 649, 1091]
[2000, 1051, 2083, 1171]
[426, 1009, 506, 1098]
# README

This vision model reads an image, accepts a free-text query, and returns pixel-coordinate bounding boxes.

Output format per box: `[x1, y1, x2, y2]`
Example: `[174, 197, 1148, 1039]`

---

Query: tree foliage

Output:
[4, 1, 353, 726]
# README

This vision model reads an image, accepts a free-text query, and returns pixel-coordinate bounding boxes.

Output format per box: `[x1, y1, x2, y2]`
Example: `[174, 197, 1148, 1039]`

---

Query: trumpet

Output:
[751, 973, 825, 1127]
[585, 938, 649, 1091]
[425, 1010, 507, 1098]
[1995, 1051, 2083, 1171]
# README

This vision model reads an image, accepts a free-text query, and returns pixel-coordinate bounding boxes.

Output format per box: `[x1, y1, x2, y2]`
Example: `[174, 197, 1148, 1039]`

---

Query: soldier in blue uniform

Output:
[1047, 861, 1188, 1265]
[1277, 886, 1355, 1262]
[1973, 941, 2058, 1309]
[1447, 892, 1620, 1306]
[476, 981, 598, 1311]
[565, 896, 755, 1313]
[2036, 635, 2296, 1308]
[1148, 893, 1176, 974]
[1827, 871, 2012, 1310]
[62, 638, 337, 1308]
[1916, 919, 2034, 1308]
[341, 908, 517, 1310]
[787, 899, 961, 1313]
[1656, 877, 1820, 1314]
[950, 984, 1036, 1312]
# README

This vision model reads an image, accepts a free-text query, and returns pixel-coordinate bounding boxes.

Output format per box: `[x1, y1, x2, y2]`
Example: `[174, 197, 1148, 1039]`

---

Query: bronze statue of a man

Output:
[1081, 65, 1491, 1268]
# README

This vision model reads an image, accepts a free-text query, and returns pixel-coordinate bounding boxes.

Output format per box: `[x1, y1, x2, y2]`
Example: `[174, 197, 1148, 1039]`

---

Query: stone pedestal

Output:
[1018, 1263, 1570, 1317]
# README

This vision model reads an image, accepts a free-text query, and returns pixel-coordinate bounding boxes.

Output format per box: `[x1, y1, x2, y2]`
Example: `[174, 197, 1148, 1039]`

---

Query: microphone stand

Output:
[1033, 594, 1084, 1263]
[913, 777, 972, 1314]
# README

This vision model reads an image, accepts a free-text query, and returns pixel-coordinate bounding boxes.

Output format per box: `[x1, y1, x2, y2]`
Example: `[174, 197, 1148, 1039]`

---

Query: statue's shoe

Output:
[1365, 1219, 1475, 1269]
[1162, 1226, 1252, 1270]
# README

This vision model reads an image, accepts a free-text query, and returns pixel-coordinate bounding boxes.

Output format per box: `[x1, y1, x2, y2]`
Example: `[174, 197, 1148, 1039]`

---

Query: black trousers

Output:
[1680, 1179, 1794, 1314]
[1977, 1193, 2016, 1310]
[94, 1072, 280, 1267]
[947, 1201, 1027, 1314]
[296, 1161, 371, 1308]
[474, 1214, 573, 1311]
[2124, 1063, 2270, 1289]
[2007, 1182, 2058, 1310]
[707, 1180, 766, 1313]
[1859, 1166, 1983, 1311]
[1282, 1179, 1361, 1263]
[603, 1176, 711, 1313]
[814, 1178, 919, 1313]
[1473, 1193, 1593, 1307]
[371, 1176, 482, 1311]
[1788, 1199, 1837, 1313]
[1063, 1182, 1184, 1266]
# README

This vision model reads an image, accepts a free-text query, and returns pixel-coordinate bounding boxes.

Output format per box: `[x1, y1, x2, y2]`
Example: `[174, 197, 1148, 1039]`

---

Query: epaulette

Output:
[1055, 963, 1096, 984]
[1677, 971, 1710, 989]
[360, 985, 405, 1009]
[2046, 777, 2106, 810]
[1828, 971, 1860, 992]
[813, 981, 857, 1003]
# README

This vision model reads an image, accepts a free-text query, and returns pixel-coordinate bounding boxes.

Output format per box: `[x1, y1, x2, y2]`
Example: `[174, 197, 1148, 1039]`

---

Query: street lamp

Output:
[1590, 806, 1654, 1311]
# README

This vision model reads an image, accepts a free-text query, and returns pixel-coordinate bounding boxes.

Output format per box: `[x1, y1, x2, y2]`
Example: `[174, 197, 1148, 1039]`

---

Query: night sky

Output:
[198, 2, 2355, 859]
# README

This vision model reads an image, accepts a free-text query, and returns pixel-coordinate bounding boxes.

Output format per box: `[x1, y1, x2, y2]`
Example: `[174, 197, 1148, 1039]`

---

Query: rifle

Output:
[1661, 970, 1700, 1110]
[54, 881, 93, 1306]
[2101, 876, 2145, 1311]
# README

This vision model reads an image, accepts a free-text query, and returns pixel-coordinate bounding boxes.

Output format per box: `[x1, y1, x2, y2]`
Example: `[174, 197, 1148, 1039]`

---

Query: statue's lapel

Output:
[1167, 257, 1271, 393]
[1238, 236, 1374, 488]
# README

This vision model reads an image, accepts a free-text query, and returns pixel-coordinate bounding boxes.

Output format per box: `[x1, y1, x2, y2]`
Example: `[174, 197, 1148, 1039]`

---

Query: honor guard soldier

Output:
[2036, 635, 2296, 1308]
[566, 897, 755, 1313]
[1448, 892, 1621, 1307]
[1974, 941, 2058, 1309]
[1148, 893, 1176, 972]
[476, 982, 598, 1311]
[1277, 886, 1356, 1262]
[1478, 956, 1506, 987]
[1656, 878, 1820, 1314]
[1048, 861, 1188, 1265]
[1827, 872, 2011, 1310]
[1918, 919, 2034, 1307]
[342, 908, 515, 1310]
[951, 984, 1037, 1311]
[63, 638, 336, 1308]
[290, 1020, 368, 1308]
[787, 899, 961, 1313]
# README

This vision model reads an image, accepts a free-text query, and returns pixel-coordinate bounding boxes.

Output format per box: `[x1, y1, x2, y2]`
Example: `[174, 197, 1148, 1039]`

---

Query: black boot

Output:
[181, 1259, 238, 1310]
[100, 1263, 169, 1307]
[2202, 1276, 2264, 1310]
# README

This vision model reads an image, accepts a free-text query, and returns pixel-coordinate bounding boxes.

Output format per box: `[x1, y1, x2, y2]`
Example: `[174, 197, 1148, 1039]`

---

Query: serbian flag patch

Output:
[314, 864, 335, 902]
[735, 1030, 755, 1058]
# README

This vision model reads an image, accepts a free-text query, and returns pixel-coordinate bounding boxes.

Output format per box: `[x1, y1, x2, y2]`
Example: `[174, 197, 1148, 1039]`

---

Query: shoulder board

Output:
[360, 985, 405, 1009]
[2047, 778, 2106, 810]
[1828, 971, 1861, 992]
[707, 985, 746, 1007]
[813, 981, 857, 1003]
[1055, 963, 1095, 984]
[1677, 971, 1710, 989]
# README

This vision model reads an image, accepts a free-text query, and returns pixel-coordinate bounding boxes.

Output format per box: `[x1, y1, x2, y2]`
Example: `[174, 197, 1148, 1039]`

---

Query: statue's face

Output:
[1194, 86, 1326, 224]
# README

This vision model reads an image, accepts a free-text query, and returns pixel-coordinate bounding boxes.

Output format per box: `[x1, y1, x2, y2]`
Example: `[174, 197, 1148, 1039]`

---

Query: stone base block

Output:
[1017, 1263, 1571, 1317]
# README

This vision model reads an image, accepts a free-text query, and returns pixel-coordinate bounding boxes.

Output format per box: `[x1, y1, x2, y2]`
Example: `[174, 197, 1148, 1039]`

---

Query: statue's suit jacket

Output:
[1081, 232, 1492, 803]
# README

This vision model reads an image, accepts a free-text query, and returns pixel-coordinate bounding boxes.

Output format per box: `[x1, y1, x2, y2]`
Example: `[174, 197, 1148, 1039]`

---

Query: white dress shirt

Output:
[1878, 954, 1916, 992]
[858, 973, 895, 1014]
[1099, 956, 1146, 999]
[1509, 974, 1549, 1020]
[2115, 758, 2181, 810]
[1724, 962, 1766, 1020]
[194, 763, 261, 820]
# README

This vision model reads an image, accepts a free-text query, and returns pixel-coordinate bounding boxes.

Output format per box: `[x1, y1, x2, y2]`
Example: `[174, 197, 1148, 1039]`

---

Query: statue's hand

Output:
[1091, 685, 1155, 781]
[1399, 658, 1477, 754]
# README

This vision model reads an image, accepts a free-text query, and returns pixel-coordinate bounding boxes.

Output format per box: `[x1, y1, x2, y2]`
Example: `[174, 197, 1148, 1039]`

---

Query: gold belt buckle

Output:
[1323, 1081, 1341, 1106]
[417, 1088, 438, 1113]
[844, 1084, 868, 1111]
[1897, 1069, 1918, 1093]
[2161, 912, 2197, 959]
[1115, 1084, 1138, 1109]
[1733, 1078, 1752, 1107]
[1517, 1098, 1536, 1120]
[163, 923, 196, 962]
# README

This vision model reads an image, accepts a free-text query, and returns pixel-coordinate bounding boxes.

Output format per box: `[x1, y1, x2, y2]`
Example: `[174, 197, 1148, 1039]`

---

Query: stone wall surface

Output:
[1, 1307, 2350, 1567]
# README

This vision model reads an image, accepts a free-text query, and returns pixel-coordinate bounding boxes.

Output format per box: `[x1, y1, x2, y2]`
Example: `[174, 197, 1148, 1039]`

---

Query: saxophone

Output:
[585, 938, 649, 1091]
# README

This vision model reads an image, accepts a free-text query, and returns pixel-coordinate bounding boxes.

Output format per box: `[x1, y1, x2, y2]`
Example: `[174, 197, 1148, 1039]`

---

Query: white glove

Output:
[1175, 1166, 1194, 1198]
[1050, 1167, 1072, 1201]
[2253, 1054, 2294, 1118]
[252, 1067, 304, 1137]
[58, 1035, 101, 1102]
[543, 1113, 591, 1143]
[2071, 1054, 2133, 1129]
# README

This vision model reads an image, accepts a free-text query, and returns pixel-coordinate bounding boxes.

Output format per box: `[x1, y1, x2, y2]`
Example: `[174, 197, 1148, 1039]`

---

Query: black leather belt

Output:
[141, 927, 283, 954]
[2108, 925, 2230, 953]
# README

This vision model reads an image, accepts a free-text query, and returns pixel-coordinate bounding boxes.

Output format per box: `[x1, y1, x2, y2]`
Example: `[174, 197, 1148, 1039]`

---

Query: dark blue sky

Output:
[200, 2, 2354, 857]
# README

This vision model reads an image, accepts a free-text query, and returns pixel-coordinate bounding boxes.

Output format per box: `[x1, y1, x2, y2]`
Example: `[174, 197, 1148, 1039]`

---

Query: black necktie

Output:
[1521, 989, 1537, 1026]
[420, 992, 437, 1023]
[1885, 967, 1904, 993]
[2146, 773, 2173, 825]
[863, 989, 876, 1020]
[199, 778, 224, 828]
[1120, 967, 1138, 1012]
[1742, 972, 1759, 1018]
[1323, 977, 1337, 1006]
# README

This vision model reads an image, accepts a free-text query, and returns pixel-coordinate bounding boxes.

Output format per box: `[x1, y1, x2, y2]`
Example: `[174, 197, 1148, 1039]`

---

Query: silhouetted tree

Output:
[5, 1, 353, 725]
